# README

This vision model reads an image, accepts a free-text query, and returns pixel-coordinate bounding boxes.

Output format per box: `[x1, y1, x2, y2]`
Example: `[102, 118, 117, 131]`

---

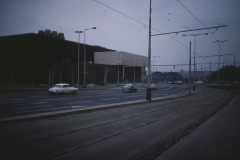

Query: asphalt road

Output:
[0, 87, 233, 160]
[0, 84, 190, 119]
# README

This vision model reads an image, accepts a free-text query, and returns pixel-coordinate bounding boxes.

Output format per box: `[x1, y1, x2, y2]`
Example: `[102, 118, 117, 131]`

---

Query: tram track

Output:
[132, 91, 235, 160]
[0, 88, 234, 160]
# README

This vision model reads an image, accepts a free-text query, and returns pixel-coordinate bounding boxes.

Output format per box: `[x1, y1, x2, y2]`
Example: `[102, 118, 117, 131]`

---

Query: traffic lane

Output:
[0, 90, 140, 118]
[0, 86, 189, 119]
[0, 87, 186, 118]
[11, 90, 146, 116]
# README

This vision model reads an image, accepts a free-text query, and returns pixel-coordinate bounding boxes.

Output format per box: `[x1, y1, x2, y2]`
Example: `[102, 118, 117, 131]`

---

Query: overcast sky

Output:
[1, 0, 239, 73]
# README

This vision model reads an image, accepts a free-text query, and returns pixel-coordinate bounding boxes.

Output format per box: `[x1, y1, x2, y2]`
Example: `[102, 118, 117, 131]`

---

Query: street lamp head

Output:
[204, 33, 208, 35]
[182, 34, 186, 36]
[75, 31, 83, 33]
[92, 27, 96, 29]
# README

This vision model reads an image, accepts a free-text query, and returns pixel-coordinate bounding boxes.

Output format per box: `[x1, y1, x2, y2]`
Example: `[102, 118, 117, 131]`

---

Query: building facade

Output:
[0, 30, 146, 85]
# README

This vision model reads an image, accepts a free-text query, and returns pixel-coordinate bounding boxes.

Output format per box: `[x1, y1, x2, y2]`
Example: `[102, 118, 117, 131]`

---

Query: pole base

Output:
[146, 88, 151, 100]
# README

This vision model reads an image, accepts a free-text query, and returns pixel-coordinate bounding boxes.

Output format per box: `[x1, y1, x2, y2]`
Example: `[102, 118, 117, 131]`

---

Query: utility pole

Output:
[104, 67, 110, 86]
[201, 65, 202, 81]
[213, 40, 227, 82]
[49, 68, 51, 85]
[182, 33, 208, 89]
[233, 55, 236, 88]
[147, 0, 152, 88]
[222, 58, 225, 84]
[189, 41, 192, 95]
[210, 60, 211, 86]
[146, 0, 152, 100]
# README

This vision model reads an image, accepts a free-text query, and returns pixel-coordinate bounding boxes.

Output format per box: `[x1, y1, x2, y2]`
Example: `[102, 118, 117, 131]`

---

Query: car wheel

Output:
[72, 90, 77, 94]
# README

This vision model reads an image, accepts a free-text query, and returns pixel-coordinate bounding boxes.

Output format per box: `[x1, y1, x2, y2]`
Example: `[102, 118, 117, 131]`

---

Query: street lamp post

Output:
[75, 31, 83, 85]
[213, 40, 227, 82]
[153, 56, 160, 82]
[183, 33, 208, 89]
[151, 61, 157, 82]
[84, 27, 96, 88]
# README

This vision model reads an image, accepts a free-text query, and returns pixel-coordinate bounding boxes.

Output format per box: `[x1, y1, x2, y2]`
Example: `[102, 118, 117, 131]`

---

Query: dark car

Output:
[216, 81, 226, 84]
[122, 84, 138, 93]
[99, 82, 105, 86]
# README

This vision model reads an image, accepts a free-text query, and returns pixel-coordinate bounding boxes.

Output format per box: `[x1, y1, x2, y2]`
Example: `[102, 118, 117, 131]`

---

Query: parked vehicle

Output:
[150, 84, 158, 90]
[86, 83, 95, 87]
[173, 81, 183, 84]
[216, 81, 226, 84]
[49, 83, 78, 95]
[99, 82, 105, 86]
[122, 84, 137, 93]
[195, 81, 204, 84]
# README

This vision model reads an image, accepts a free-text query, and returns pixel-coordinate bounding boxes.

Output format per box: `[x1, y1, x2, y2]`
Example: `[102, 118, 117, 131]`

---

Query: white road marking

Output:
[71, 106, 86, 108]
[102, 98, 119, 100]
[68, 101, 93, 104]
[9, 99, 24, 101]
[30, 102, 47, 104]
[124, 95, 143, 98]
[1, 101, 25, 104]
[99, 93, 123, 97]
[75, 96, 94, 99]
[14, 105, 54, 110]
[41, 98, 66, 101]
[16, 106, 69, 113]
[29, 96, 45, 98]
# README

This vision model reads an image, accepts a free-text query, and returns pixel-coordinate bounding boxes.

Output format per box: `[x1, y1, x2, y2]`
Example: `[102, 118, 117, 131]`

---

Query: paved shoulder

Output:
[157, 94, 240, 160]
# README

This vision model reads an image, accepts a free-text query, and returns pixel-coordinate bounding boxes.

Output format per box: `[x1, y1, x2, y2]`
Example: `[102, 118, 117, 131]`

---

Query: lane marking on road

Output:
[124, 95, 144, 98]
[30, 102, 47, 104]
[102, 98, 119, 101]
[9, 99, 24, 101]
[0, 101, 25, 104]
[41, 98, 66, 101]
[75, 96, 94, 99]
[68, 101, 93, 104]
[29, 96, 45, 98]
[16, 106, 69, 113]
[100, 94, 123, 97]
[14, 105, 54, 110]
[71, 106, 87, 108]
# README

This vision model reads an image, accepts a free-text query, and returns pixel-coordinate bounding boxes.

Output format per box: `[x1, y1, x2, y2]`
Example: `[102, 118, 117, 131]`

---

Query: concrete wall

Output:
[94, 51, 148, 67]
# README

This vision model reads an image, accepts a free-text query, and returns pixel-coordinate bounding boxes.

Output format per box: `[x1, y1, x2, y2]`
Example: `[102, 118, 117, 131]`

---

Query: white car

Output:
[195, 81, 204, 84]
[49, 83, 78, 95]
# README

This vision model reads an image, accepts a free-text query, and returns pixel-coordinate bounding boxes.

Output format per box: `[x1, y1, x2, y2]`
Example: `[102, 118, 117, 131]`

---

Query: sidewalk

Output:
[157, 94, 240, 160]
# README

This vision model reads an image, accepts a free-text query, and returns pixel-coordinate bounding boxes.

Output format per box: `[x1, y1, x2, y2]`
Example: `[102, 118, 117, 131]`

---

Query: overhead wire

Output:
[152, 8, 226, 56]
[177, 0, 228, 62]
[124, 0, 146, 29]
[152, 9, 224, 26]
[94, 0, 225, 67]
[153, 9, 216, 62]
[94, 0, 190, 51]
[152, 11, 190, 30]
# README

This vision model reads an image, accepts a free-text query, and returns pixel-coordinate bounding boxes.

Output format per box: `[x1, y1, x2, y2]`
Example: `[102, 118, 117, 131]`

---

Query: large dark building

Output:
[0, 30, 144, 85]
